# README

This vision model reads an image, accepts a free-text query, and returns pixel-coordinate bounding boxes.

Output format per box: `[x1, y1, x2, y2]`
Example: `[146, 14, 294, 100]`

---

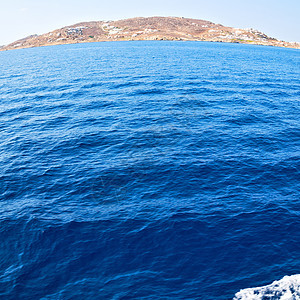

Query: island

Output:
[1, 16, 299, 51]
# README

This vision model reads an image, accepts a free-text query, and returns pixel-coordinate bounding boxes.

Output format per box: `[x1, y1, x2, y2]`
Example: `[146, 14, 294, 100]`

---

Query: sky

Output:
[0, 0, 299, 45]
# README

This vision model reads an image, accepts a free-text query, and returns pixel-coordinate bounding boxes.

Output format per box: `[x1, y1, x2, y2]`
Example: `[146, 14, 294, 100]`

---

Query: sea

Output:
[0, 41, 299, 299]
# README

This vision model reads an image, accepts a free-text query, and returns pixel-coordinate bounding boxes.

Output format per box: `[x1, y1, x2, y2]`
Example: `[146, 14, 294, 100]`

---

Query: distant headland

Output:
[1, 16, 299, 51]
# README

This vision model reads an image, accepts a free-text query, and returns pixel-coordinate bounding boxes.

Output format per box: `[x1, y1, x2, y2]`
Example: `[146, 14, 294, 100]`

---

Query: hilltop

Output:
[1, 16, 299, 51]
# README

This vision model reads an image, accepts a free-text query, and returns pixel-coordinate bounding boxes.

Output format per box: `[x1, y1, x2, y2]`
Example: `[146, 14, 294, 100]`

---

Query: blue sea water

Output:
[0, 41, 299, 299]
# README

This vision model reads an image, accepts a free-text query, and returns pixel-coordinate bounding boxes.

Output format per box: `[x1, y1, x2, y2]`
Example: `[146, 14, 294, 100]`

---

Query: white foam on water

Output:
[234, 274, 300, 300]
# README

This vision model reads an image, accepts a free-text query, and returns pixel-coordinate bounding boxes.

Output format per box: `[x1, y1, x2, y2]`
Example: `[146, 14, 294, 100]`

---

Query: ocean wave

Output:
[234, 274, 300, 300]
[1, 41, 299, 299]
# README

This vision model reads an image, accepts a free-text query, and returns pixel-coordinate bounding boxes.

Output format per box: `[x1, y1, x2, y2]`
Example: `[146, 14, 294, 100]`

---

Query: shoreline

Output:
[1, 38, 299, 52]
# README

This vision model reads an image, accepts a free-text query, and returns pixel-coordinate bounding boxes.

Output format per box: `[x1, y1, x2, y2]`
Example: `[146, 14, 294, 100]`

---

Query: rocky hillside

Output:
[1, 16, 299, 51]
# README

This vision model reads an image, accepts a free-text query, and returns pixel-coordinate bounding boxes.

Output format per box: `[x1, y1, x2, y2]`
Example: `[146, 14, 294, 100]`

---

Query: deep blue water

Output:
[0, 41, 299, 299]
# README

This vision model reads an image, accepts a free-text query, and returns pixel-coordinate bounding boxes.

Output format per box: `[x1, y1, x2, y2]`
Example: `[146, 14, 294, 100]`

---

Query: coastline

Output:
[1, 38, 299, 52]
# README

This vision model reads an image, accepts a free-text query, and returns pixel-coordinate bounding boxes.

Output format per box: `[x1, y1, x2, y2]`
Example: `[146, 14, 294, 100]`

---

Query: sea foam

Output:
[234, 274, 300, 300]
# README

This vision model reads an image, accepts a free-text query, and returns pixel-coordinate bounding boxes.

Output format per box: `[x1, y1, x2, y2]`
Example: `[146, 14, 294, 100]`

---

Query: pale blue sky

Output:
[1, 0, 299, 45]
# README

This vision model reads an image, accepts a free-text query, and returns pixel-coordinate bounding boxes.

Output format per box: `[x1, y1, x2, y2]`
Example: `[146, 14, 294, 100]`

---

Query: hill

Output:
[1, 16, 299, 51]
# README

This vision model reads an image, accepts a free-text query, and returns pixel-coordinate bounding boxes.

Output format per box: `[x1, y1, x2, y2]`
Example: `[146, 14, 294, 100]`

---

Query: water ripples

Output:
[0, 41, 299, 299]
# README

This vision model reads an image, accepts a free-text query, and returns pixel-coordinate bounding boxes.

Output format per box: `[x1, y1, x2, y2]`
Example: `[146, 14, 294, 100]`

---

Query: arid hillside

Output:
[1, 16, 299, 51]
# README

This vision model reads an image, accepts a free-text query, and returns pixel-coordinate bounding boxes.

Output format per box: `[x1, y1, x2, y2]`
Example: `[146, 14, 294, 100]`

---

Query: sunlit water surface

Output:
[0, 41, 299, 299]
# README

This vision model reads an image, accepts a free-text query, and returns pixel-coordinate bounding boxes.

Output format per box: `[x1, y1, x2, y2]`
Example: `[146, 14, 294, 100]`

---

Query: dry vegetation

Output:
[1, 17, 299, 51]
